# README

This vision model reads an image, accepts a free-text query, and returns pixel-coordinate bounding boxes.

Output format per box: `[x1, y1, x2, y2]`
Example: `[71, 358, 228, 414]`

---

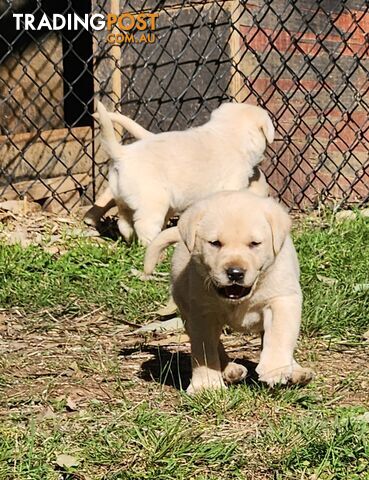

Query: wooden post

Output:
[110, 0, 123, 136]
[228, 1, 247, 102]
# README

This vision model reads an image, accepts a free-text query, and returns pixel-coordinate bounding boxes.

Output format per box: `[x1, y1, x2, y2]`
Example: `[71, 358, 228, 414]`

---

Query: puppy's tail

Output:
[93, 101, 123, 159]
[144, 227, 180, 276]
[107, 112, 153, 140]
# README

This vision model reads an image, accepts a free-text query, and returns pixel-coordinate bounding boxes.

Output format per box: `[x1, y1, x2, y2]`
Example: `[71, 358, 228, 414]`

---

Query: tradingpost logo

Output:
[13, 12, 159, 44]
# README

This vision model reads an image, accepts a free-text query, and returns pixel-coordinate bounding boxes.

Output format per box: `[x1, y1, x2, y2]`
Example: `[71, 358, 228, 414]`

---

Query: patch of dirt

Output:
[1, 306, 368, 421]
[0, 306, 255, 416]
[304, 338, 369, 406]
[1, 208, 368, 419]
[0, 205, 121, 252]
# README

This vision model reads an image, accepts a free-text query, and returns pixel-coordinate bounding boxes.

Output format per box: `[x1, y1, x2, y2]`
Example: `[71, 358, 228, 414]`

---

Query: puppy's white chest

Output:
[226, 304, 264, 333]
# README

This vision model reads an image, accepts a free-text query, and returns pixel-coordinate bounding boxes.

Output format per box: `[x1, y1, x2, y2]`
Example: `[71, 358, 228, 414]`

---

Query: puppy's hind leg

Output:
[144, 226, 180, 276]
[84, 186, 115, 226]
[116, 200, 134, 243]
[218, 341, 247, 385]
[133, 196, 170, 246]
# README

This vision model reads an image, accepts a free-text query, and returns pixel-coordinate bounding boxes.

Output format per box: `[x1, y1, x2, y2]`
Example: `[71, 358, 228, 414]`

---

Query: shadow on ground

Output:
[95, 217, 122, 241]
[125, 346, 261, 391]
[95, 215, 179, 241]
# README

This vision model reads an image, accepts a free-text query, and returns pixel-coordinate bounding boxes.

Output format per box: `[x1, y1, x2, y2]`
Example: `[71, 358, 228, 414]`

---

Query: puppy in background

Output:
[84, 112, 154, 227]
[144, 191, 313, 394]
[94, 101, 274, 245]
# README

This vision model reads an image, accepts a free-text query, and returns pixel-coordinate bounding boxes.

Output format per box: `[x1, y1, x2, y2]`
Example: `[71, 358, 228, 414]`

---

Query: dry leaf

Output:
[356, 412, 369, 423]
[44, 245, 60, 255]
[317, 274, 338, 286]
[0, 200, 41, 214]
[155, 297, 177, 317]
[56, 453, 79, 469]
[66, 396, 78, 411]
[148, 334, 190, 346]
[335, 210, 356, 221]
[134, 317, 184, 334]
[353, 283, 369, 293]
[37, 406, 56, 420]
[8, 227, 31, 248]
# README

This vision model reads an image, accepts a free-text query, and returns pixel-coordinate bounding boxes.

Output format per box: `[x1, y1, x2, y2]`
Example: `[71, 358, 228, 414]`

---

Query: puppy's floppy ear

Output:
[178, 203, 205, 252]
[263, 198, 291, 255]
[259, 109, 275, 145]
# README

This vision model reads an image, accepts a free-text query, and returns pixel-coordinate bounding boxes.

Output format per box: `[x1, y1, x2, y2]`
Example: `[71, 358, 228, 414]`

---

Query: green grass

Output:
[297, 215, 369, 337]
[1, 390, 368, 479]
[0, 403, 240, 480]
[257, 408, 369, 479]
[1, 215, 368, 335]
[0, 240, 170, 323]
[0, 215, 368, 479]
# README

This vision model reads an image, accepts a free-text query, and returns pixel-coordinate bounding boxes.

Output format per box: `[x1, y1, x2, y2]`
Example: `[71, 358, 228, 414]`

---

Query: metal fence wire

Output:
[0, 0, 368, 213]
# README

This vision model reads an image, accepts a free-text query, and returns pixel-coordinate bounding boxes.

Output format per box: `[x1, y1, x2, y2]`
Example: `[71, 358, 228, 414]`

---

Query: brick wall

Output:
[236, 0, 369, 208]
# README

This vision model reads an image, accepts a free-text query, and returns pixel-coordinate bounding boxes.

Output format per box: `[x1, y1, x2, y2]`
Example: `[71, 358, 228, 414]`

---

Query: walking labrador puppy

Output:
[94, 101, 273, 245]
[144, 191, 314, 394]
[84, 112, 154, 227]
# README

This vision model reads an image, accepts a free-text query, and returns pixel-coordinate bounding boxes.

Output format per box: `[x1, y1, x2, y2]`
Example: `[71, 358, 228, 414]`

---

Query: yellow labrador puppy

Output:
[84, 112, 154, 227]
[86, 109, 268, 228]
[144, 191, 313, 394]
[95, 101, 273, 245]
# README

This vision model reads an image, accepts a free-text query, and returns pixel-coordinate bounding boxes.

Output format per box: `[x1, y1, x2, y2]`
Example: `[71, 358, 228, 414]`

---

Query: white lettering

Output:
[12, 13, 123, 32]
[37, 13, 52, 30]
[73, 14, 89, 31]
[66, 13, 72, 30]
[53, 13, 66, 30]
[13, 13, 23, 30]
[90, 13, 105, 31]
[24, 14, 35, 30]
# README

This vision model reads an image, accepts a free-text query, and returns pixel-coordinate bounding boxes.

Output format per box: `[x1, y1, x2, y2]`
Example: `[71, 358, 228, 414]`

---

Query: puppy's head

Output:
[178, 191, 291, 303]
[211, 102, 275, 154]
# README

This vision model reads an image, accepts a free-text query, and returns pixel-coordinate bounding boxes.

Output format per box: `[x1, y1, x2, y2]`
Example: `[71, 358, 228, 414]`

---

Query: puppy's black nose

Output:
[226, 267, 245, 282]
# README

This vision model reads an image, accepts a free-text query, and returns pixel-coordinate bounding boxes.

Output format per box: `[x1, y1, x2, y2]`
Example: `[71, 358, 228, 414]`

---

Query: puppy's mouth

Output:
[215, 284, 252, 300]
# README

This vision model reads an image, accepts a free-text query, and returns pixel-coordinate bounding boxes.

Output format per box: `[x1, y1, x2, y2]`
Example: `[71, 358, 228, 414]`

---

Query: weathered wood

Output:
[92, 1, 232, 132]
[0, 199, 41, 214]
[227, 1, 245, 101]
[43, 190, 85, 213]
[0, 126, 93, 186]
[0, 173, 91, 201]
[0, 34, 64, 135]
[123, 0, 234, 10]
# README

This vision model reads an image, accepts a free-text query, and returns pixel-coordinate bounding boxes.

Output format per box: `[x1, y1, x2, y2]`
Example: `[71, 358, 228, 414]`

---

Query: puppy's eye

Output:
[250, 241, 261, 248]
[209, 240, 222, 248]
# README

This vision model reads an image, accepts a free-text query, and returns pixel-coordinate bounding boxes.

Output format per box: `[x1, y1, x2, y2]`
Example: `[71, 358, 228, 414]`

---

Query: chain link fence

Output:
[0, 0, 368, 213]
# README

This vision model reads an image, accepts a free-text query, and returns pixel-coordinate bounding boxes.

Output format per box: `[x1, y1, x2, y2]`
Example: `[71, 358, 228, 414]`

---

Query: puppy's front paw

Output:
[256, 363, 293, 387]
[256, 362, 314, 387]
[186, 368, 225, 395]
[223, 362, 247, 384]
[290, 366, 315, 386]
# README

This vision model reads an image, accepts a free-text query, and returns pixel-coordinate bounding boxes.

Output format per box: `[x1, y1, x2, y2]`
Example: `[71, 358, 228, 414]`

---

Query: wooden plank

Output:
[92, 2, 232, 132]
[0, 173, 91, 201]
[0, 126, 93, 185]
[0, 34, 64, 135]
[227, 1, 246, 101]
[43, 190, 86, 213]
